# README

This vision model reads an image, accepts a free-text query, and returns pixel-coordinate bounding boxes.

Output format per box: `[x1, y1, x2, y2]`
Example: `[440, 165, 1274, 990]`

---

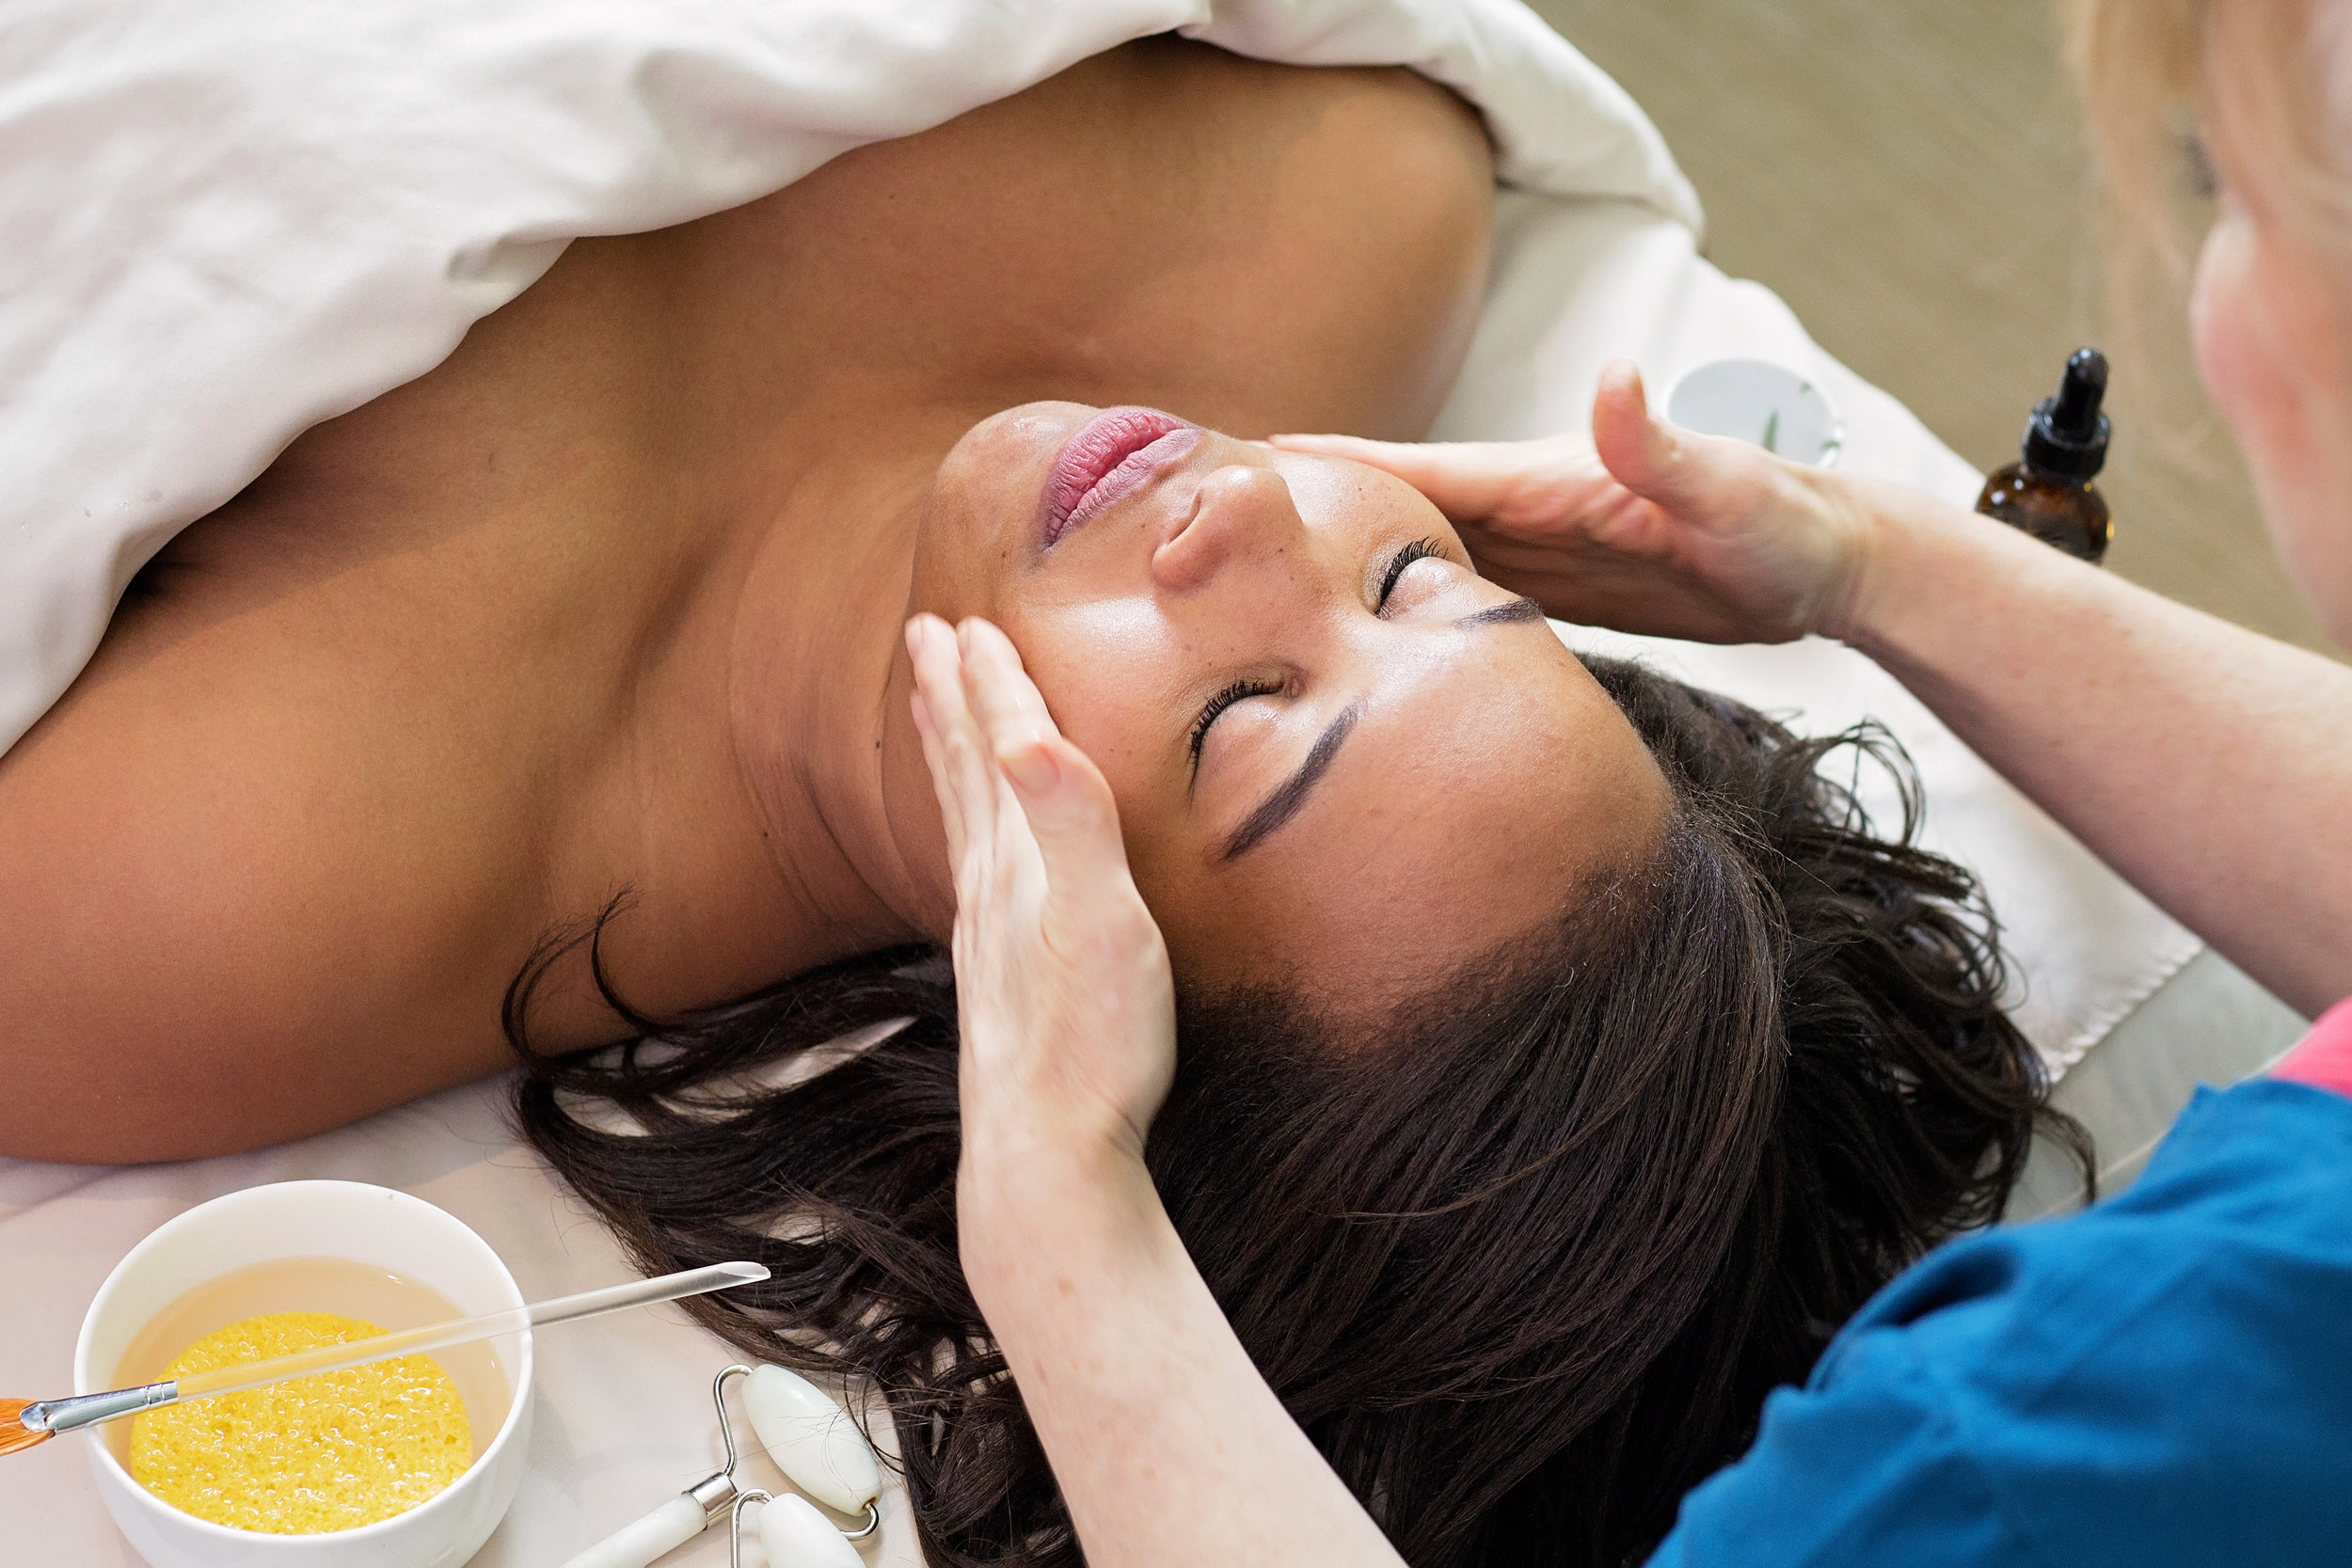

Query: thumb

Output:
[1590, 358, 1775, 517]
[995, 734, 1138, 898]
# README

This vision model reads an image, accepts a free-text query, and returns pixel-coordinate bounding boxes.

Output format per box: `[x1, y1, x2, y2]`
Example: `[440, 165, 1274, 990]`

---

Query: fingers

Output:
[1267, 430, 1548, 525]
[993, 732, 1136, 902]
[903, 610, 1124, 869]
[1277, 360, 1782, 536]
[907, 613, 994, 869]
[957, 618, 1059, 755]
[1587, 361, 1673, 495]
[909, 685, 960, 858]
[1265, 431, 1430, 467]
[954, 620, 1137, 895]
[910, 614, 1136, 893]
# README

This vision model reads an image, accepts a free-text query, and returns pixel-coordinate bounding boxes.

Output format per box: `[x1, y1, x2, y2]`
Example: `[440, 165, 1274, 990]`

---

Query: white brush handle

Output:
[182, 1261, 766, 1401]
[20, 1261, 770, 1436]
[557, 1492, 706, 1568]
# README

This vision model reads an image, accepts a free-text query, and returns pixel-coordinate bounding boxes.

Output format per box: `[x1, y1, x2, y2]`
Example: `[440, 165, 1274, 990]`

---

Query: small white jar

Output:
[1665, 357, 1846, 467]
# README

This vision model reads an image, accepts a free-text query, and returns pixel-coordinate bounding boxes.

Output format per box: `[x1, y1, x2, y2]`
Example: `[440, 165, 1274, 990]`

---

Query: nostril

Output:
[1152, 464, 1308, 594]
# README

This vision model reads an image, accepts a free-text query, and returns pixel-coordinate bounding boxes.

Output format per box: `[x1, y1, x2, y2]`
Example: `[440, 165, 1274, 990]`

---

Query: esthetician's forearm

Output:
[962, 1146, 1405, 1568]
[1842, 484, 2352, 1016]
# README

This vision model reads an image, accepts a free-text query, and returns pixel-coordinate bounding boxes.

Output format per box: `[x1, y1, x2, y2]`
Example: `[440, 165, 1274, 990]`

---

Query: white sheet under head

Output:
[0, 0, 1695, 757]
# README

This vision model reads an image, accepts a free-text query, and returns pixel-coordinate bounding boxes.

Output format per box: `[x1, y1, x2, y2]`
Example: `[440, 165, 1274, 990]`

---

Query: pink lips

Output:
[1039, 407, 1199, 546]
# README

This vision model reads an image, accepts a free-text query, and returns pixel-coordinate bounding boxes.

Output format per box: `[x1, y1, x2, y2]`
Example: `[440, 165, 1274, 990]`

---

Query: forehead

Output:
[1158, 626, 1671, 1008]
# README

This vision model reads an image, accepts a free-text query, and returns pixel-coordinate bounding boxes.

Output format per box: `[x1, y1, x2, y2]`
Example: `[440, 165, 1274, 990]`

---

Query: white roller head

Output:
[743, 1365, 882, 1516]
[761, 1491, 867, 1568]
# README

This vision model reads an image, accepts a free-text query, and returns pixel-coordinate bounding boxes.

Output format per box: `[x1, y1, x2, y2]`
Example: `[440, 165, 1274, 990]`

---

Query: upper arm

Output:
[0, 568, 535, 1162]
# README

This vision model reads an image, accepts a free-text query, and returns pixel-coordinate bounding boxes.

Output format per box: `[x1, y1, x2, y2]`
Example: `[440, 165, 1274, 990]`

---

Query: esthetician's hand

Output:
[904, 614, 1177, 1189]
[905, 611, 1410, 1568]
[1272, 359, 1882, 644]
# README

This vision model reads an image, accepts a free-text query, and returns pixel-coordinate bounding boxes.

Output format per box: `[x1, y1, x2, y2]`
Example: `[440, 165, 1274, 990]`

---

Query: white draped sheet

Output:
[0, 0, 1692, 757]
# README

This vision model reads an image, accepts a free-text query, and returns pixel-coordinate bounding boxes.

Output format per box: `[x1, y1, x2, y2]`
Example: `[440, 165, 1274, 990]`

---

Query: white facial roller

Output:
[559, 1493, 706, 1568]
[562, 1363, 882, 1568]
[761, 1492, 867, 1568]
[743, 1365, 882, 1517]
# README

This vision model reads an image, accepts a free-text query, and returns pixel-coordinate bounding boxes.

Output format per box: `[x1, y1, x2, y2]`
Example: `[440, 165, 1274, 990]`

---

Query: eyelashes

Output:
[1188, 676, 1283, 768]
[1187, 537, 1445, 771]
[1378, 537, 1444, 609]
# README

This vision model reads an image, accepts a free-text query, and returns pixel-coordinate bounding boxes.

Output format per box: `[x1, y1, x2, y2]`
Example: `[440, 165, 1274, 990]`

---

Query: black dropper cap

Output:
[2022, 347, 2110, 481]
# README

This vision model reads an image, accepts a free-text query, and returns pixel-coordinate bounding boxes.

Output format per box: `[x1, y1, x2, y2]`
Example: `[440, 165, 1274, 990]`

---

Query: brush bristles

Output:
[0, 1400, 55, 1457]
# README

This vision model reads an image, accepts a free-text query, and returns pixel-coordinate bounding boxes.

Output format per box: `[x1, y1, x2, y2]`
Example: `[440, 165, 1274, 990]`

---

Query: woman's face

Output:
[2190, 153, 2352, 645]
[904, 401, 1671, 1011]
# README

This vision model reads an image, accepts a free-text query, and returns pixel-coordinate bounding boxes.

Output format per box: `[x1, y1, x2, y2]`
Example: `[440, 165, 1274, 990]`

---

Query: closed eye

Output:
[1377, 536, 1445, 611]
[1187, 537, 1447, 777]
[1188, 676, 1283, 771]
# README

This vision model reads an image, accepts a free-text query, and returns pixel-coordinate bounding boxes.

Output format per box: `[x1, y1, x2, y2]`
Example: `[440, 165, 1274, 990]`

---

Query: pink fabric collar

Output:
[2272, 996, 2352, 1099]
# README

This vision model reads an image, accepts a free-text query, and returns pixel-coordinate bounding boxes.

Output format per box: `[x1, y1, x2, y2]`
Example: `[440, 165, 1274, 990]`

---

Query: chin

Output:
[2242, 436, 2352, 648]
[2277, 523, 2352, 649]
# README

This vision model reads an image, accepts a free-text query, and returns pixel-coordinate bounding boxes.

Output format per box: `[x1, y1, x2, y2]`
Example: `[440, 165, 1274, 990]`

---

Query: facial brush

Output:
[558, 1362, 882, 1568]
[2, 1260, 769, 1457]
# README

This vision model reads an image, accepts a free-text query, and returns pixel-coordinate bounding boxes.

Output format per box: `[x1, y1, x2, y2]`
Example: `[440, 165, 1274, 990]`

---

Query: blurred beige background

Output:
[1531, 0, 2337, 652]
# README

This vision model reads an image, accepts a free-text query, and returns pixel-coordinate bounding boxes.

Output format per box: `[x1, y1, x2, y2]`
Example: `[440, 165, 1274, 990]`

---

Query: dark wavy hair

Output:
[509, 654, 2090, 1568]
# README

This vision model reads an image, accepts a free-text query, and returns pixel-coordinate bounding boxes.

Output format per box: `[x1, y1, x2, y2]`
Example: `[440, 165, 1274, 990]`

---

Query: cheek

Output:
[904, 497, 1005, 627]
[907, 406, 1087, 621]
[1008, 598, 1168, 741]
[995, 595, 1197, 846]
[2191, 214, 2291, 453]
[2191, 215, 2352, 634]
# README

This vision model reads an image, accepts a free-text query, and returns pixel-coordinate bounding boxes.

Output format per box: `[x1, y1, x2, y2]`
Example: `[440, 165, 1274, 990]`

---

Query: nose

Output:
[1151, 464, 1311, 595]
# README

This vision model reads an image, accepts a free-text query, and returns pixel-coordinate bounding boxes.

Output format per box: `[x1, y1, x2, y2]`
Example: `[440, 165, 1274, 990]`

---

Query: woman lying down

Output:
[0, 37, 2084, 1568]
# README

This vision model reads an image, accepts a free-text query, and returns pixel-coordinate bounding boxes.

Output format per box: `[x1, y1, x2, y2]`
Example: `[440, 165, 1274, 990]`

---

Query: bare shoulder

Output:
[0, 379, 659, 1161]
[0, 211, 784, 1162]
[0, 537, 550, 1161]
[0, 286, 801, 1161]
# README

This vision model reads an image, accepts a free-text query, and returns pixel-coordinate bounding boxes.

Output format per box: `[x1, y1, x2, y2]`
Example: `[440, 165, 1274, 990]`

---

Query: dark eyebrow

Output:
[1216, 700, 1365, 862]
[1456, 595, 1545, 628]
[1209, 601, 1534, 863]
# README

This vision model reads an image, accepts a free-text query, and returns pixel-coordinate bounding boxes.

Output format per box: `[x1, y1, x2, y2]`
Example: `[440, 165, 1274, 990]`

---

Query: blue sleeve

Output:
[1646, 1080, 2352, 1568]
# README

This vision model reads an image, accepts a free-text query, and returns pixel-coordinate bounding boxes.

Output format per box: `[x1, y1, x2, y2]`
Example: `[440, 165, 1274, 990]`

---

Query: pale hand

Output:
[1273, 359, 1881, 644]
[905, 614, 1177, 1183]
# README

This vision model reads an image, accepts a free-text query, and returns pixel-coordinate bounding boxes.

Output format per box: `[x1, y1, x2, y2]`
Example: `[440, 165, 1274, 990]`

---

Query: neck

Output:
[517, 396, 969, 1045]
[721, 405, 971, 973]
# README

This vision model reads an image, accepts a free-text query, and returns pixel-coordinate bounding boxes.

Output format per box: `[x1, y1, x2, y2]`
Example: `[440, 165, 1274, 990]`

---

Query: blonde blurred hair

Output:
[2068, 0, 2352, 272]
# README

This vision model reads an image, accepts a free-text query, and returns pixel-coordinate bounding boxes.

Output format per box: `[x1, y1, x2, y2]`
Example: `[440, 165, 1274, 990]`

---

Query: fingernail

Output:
[998, 742, 1060, 795]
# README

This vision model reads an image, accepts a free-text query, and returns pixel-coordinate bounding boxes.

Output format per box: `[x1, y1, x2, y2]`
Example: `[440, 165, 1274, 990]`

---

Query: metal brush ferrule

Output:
[19, 1381, 178, 1434]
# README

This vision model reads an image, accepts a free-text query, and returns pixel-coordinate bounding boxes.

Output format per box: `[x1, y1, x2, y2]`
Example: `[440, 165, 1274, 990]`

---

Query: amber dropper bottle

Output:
[1977, 347, 2113, 562]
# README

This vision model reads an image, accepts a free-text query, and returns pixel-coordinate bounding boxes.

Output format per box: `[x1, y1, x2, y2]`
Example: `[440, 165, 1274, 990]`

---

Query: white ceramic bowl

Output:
[1664, 357, 1846, 467]
[74, 1180, 534, 1568]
